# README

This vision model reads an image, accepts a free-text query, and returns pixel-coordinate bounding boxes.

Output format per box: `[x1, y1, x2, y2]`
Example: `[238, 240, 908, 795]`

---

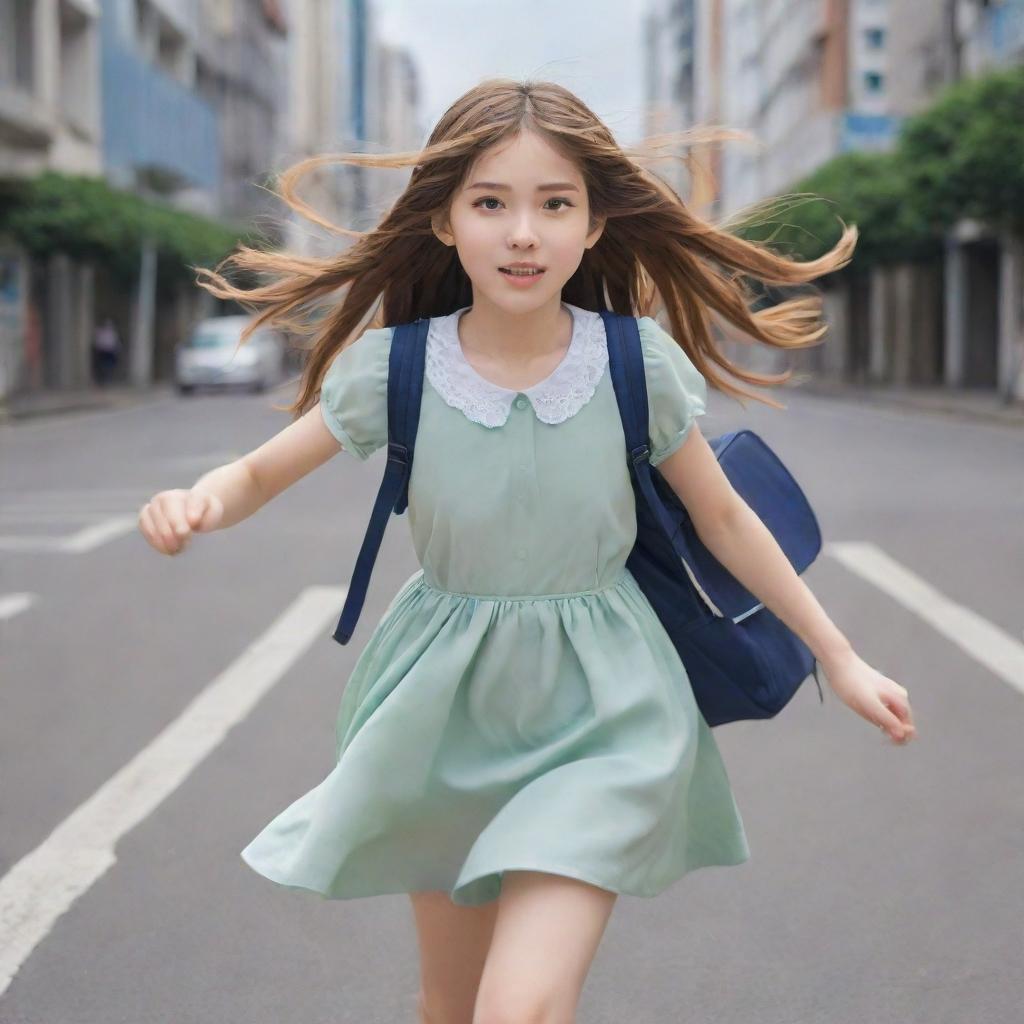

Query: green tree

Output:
[732, 63, 1024, 269]
[899, 64, 1024, 235]
[0, 171, 258, 286]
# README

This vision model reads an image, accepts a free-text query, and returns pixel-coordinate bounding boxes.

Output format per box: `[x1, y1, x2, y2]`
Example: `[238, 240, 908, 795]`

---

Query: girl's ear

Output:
[431, 211, 455, 247]
[585, 214, 607, 250]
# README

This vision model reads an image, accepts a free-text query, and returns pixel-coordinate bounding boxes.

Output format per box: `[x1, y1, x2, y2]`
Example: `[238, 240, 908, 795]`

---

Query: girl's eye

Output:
[471, 197, 574, 211]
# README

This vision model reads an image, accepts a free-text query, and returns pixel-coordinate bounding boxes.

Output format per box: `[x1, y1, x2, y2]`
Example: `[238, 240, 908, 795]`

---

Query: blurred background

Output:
[1, 4, 1023, 1022]
[1, 0, 1022, 417]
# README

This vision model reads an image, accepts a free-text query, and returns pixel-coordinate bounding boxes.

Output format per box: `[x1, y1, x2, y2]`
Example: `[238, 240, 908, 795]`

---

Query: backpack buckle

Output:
[387, 440, 410, 466]
[630, 443, 650, 468]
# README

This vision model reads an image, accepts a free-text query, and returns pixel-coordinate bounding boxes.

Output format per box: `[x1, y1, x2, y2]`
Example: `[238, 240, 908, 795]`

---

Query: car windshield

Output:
[189, 326, 243, 349]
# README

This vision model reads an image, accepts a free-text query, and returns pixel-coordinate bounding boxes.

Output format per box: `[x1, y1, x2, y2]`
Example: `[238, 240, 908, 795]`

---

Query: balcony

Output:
[100, 39, 219, 191]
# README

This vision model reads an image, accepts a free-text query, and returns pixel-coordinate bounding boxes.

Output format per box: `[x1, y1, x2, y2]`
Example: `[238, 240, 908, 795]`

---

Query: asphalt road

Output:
[1, 379, 1022, 1024]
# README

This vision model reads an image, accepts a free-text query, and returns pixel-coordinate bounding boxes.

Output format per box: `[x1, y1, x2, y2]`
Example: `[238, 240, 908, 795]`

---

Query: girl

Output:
[139, 79, 916, 1024]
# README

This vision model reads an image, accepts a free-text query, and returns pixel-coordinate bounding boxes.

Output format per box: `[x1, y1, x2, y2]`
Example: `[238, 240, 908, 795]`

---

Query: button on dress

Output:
[240, 301, 750, 906]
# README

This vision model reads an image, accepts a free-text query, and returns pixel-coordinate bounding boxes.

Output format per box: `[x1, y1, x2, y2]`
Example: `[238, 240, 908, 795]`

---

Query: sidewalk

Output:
[3, 378, 1023, 428]
[791, 379, 1024, 427]
[0, 384, 173, 424]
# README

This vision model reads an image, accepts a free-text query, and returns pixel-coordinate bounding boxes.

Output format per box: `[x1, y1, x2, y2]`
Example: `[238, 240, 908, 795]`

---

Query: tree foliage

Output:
[899, 64, 1024, 235]
[733, 63, 1024, 269]
[0, 171, 256, 286]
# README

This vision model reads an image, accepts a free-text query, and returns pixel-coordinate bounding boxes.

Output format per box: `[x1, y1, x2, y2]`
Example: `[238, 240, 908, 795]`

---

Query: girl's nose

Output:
[507, 217, 540, 248]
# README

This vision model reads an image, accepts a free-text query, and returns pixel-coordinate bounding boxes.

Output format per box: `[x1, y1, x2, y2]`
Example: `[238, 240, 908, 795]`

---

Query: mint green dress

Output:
[240, 302, 750, 906]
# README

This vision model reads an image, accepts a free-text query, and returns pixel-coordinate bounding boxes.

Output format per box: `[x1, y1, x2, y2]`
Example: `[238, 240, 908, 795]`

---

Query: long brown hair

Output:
[194, 77, 857, 418]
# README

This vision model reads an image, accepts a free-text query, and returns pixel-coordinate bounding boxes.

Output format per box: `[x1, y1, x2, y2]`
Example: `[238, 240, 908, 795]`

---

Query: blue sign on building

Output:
[840, 111, 901, 153]
[988, 0, 1024, 60]
[98, 0, 220, 192]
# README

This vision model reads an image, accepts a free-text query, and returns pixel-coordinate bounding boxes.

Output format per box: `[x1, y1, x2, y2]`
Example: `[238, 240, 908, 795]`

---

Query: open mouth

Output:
[499, 267, 545, 277]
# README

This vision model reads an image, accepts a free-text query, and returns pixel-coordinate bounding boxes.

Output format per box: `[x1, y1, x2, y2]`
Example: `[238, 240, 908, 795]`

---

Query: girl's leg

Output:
[472, 870, 618, 1024]
[409, 890, 500, 1024]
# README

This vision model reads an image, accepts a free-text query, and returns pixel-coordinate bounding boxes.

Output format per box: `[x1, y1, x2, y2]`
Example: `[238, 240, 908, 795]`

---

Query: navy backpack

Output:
[331, 311, 826, 727]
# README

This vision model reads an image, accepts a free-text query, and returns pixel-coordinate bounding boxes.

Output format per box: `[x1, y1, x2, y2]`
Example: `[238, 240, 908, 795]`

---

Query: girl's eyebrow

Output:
[466, 181, 581, 193]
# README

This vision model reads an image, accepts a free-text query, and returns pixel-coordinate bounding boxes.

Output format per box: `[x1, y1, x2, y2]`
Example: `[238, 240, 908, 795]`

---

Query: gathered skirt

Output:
[240, 566, 750, 906]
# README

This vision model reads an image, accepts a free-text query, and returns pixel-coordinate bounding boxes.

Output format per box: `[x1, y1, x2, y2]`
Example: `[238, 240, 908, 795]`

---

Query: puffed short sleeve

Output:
[318, 326, 393, 460]
[637, 316, 708, 467]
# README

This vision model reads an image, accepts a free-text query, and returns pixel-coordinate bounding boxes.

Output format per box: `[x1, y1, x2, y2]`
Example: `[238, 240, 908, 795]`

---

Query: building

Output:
[0, 0, 424, 403]
[0, 0, 103, 178]
[100, 0, 221, 213]
[717, 0, 897, 220]
[646, 0, 1024, 399]
[642, 0, 708, 205]
[282, 0, 422, 259]
[195, 0, 290, 226]
[0, 0, 104, 396]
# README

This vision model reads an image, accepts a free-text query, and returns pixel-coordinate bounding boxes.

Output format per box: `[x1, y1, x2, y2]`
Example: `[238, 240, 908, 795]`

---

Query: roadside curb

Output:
[4, 378, 1022, 428]
[790, 380, 1024, 427]
[0, 385, 173, 424]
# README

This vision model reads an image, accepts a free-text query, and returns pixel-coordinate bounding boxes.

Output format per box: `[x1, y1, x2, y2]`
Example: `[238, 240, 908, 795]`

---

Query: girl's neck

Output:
[458, 295, 572, 363]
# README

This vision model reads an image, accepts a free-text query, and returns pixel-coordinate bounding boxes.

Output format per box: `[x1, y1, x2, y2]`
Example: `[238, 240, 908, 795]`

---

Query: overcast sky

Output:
[375, 0, 653, 148]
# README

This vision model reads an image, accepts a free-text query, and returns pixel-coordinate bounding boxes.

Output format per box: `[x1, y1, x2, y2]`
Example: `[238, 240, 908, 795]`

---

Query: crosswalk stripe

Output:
[826, 541, 1024, 695]
[0, 593, 36, 620]
[0, 585, 347, 996]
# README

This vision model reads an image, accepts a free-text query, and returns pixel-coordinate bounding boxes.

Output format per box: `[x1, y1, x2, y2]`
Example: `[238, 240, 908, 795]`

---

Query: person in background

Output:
[92, 316, 121, 386]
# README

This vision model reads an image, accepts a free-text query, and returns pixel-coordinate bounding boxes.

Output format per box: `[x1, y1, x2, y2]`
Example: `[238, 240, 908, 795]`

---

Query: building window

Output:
[865, 27, 886, 49]
[134, 0, 148, 42]
[0, 0, 34, 91]
[59, 0, 92, 133]
[864, 71, 885, 93]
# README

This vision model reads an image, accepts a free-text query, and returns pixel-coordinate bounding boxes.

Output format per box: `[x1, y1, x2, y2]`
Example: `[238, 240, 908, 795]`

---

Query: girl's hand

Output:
[823, 649, 917, 746]
[138, 488, 224, 556]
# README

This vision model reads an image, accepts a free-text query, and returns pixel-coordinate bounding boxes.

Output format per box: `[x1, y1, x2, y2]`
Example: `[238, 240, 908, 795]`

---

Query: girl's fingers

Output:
[141, 505, 173, 556]
[875, 700, 916, 744]
[150, 499, 182, 554]
[185, 491, 206, 528]
[138, 489, 206, 554]
[165, 498, 193, 541]
[875, 703, 901, 735]
[139, 505, 166, 554]
[883, 691, 914, 727]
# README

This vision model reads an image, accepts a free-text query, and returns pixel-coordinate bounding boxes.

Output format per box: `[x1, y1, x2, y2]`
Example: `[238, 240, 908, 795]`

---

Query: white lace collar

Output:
[425, 301, 608, 427]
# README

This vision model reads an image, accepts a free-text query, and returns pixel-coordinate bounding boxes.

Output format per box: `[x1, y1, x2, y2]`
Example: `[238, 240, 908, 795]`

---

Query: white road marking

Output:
[0, 593, 36, 620]
[826, 541, 1024, 695]
[0, 517, 138, 552]
[0, 476, 236, 548]
[0, 585, 347, 996]
[1, 538, 1019, 992]
[2, 489, 165, 501]
[0, 396, 180, 434]
[0, 511, 136, 523]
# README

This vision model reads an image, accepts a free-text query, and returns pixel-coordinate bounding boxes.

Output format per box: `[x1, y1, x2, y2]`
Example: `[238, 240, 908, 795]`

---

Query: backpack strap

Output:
[331, 317, 428, 644]
[603, 311, 741, 607]
[604, 311, 824, 704]
[602, 311, 696, 562]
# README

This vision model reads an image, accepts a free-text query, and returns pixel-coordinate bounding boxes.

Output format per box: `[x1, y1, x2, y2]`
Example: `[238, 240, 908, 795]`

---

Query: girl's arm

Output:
[139, 404, 343, 554]
[195, 402, 344, 528]
[657, 427, 916, 746]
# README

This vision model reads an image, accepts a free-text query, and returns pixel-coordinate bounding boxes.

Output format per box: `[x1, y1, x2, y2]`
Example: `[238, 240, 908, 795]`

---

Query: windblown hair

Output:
[194, 77, 857, 418]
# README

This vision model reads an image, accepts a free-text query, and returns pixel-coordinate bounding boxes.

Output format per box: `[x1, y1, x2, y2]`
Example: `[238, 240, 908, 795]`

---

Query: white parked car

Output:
[175, 315, 285, 394]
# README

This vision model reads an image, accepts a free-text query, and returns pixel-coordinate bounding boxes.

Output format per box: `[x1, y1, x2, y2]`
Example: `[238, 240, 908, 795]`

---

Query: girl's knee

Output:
[472, 988, 574, 1024]
[419, 987, 477, 1024]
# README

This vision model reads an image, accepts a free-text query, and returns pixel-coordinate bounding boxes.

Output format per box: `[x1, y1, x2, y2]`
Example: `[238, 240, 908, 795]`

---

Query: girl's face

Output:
[434, 130, 605, 312]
